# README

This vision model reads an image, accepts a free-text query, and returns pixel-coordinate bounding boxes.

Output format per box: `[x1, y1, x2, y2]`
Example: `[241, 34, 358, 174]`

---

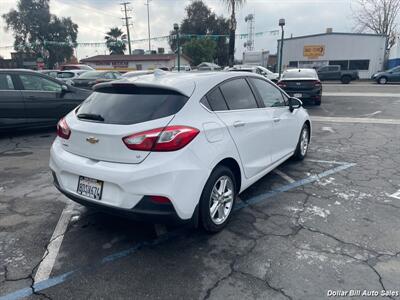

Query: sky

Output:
[0, 0, 357, 60]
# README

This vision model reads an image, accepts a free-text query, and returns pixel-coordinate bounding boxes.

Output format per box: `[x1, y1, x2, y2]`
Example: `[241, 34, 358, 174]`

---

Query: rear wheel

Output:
[378, 77, 388, 84]
[314, 97, 321, 106]
[200, 166, 236, 233]
[293, 124, 310, 161]
[341, 75, 351, 84]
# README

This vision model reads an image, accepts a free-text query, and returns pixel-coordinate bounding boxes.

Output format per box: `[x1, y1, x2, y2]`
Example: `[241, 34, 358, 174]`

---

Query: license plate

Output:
[77, 176, 103, 200]
[294, 93, 302, 98]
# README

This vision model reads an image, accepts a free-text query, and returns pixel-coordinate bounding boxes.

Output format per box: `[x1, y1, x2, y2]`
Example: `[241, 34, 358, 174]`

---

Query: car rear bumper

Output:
[49, 138, 209, 220]
[286, 89, 322, 99]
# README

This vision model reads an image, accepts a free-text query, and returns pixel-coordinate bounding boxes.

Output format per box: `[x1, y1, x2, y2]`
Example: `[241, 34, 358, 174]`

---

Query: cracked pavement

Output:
[1, 84, 400, 299]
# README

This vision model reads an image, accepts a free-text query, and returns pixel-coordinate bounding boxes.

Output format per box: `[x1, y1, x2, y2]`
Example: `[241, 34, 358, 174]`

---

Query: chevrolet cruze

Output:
[50, 70, 311, 232]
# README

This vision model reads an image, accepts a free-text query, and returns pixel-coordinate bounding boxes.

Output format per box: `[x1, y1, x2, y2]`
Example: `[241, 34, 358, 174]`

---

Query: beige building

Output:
[80, 54, 192, 71]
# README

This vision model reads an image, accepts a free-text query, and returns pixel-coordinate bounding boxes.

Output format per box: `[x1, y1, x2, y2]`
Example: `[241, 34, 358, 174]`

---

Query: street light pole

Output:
[174, 23, 180, 72]
[278, 18, 285, 78]
[145, 0, 151, 51]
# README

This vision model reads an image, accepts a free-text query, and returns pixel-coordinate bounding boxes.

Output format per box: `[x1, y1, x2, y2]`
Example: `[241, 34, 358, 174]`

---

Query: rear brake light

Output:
[314, 80, 322, 87]
[57, 117, 71, 139]
[122, 125, 199, 152]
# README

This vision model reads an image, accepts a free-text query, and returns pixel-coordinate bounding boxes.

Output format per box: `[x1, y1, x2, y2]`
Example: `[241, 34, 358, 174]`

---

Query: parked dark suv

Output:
[0, 69, 91, 131]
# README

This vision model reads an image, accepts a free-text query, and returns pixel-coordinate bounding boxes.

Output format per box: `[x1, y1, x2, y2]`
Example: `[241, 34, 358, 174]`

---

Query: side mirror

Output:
[61, 85, 69, 92]
[288, 97, 302, 112]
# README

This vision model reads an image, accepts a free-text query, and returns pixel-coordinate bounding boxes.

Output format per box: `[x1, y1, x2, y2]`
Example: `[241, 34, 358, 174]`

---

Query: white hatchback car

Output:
[50, 71, 311, 232]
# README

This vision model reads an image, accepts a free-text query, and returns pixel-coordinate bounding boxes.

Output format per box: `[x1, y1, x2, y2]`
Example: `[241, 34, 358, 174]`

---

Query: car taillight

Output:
[122, 125, 199, 152]
[314, 80, 322, 87]
[277, 81, 287, 88]
[57, 117, 71, 139]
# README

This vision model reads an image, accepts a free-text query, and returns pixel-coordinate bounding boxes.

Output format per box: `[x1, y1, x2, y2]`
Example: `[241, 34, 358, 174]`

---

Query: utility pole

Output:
[120, 2, 132, 55]
[145, 0, 151, 51]
[278, 18, 285, 78]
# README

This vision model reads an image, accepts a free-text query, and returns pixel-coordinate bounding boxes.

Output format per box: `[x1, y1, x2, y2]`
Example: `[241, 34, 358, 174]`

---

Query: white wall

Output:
[278, 33, 387, 79]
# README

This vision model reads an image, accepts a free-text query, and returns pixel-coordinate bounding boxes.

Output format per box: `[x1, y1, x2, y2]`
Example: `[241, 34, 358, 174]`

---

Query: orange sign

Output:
[303, 45, 325, 58]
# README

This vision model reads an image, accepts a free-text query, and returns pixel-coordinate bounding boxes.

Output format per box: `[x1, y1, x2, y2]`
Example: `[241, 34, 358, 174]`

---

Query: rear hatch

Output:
[62, 84, 190, 164]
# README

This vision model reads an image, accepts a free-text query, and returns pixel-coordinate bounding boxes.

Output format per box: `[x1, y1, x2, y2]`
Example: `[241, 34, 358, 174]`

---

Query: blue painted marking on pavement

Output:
[0, 160, 356, 300]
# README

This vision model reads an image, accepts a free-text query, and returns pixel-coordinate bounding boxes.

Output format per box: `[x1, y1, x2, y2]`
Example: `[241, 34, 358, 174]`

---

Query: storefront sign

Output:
[303, 45, 325, 58]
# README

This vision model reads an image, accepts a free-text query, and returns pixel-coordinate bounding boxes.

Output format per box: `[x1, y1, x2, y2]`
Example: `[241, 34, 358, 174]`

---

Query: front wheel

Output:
[200, 166, 236, 233]
[378, 77, 388, 84]
[293, 124, 310, 161]
[341, 75, 351, 84]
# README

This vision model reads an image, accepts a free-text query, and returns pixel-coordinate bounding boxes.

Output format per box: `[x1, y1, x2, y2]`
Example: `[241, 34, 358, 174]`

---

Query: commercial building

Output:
[277, 30, 387, 79]
[80, 53, 191, 71]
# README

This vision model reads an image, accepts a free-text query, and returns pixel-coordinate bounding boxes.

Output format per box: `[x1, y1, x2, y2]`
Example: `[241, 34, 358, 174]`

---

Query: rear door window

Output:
[219, 78, 258, 110]
[77, 87, 189, 125]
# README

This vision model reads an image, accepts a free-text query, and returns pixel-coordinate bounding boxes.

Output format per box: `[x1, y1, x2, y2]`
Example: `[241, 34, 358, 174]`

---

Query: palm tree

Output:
[221, 0, 246, 66]
[105, 27, 126, 55]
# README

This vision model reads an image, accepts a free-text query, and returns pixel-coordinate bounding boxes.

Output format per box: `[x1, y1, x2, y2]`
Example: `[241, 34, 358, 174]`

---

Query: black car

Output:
[72, 71, 121, 89]
[0, 69, 91, 131]
[277, 68, 322, 105]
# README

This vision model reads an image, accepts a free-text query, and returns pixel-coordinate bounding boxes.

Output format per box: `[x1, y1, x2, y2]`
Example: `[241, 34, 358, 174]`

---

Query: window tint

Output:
[206, 88, 228, 111]
[289, 61, 299, 68]
[0, 74, 15, 90]
[77, 88, 188, 125]
[20, 74, 61, 92]
[250, 78, 285, 107]
[219, 78, 258, 110]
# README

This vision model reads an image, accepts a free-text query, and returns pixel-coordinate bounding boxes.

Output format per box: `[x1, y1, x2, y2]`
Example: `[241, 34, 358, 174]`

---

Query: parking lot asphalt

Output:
[1, 83, 400, 300]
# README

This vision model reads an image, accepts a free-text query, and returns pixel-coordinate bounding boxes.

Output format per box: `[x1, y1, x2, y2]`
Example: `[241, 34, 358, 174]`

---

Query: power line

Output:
[120, 2, 133, 55]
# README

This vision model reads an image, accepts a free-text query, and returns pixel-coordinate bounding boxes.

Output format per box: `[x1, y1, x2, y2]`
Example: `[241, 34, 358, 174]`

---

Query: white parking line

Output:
[311, 116, 400, 125]
[323, 92, 400, 97]
[34, 202, 76, 283]
[273, 169, 295, 183]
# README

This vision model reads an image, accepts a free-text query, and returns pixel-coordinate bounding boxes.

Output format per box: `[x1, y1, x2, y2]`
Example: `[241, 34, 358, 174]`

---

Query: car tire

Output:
[378, 77, 388, 84]
[200, 166, 236, 233]
[314, 97, 321, 106]
[341, 75, 351, 84]
[293, 123, 310, 161]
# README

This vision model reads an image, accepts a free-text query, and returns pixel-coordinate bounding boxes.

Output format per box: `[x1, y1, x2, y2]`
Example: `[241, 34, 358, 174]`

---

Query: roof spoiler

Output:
[93, 80, 189, 96]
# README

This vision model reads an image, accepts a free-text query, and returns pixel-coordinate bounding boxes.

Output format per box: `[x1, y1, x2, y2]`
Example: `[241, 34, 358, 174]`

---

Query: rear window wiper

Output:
[77, 113, 104, 122]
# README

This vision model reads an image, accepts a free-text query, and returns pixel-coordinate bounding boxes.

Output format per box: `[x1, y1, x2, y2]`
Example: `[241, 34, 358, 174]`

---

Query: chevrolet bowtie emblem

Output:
[86, 137, 99, 144]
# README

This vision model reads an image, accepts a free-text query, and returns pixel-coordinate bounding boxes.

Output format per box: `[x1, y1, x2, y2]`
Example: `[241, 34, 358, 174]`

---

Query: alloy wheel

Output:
[209, 176, 234, 225]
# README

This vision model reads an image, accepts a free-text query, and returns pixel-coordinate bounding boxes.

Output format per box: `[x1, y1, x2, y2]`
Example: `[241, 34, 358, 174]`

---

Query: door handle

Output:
[273, 118, 281, 123]
[233, 121, 245, 128]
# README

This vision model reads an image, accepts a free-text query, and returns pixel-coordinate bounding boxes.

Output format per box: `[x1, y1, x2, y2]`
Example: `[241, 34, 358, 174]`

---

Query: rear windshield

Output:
[76, 87, 189, 125]
[78, 71, 104, 79]
[282, 70, 317, 79]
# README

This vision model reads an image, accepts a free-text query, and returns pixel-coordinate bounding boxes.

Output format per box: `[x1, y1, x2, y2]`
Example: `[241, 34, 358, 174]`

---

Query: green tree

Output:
[2, 0, 78, 68]
[183, 38, 216, 66]
[169, 0, 229, 66]
[105, 27, 127, 55]
[221, 0, 246, 66]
